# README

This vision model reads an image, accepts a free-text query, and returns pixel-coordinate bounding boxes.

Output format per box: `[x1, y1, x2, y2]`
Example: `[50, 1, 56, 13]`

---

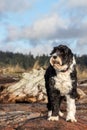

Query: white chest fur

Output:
[54, 56, 76, 96]
[54, 70, 72, 96]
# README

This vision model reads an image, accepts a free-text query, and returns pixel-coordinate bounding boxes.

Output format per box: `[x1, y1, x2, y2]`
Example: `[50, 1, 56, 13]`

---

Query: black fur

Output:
[70, 66, 78, 98]
[45, 65, 65, 116]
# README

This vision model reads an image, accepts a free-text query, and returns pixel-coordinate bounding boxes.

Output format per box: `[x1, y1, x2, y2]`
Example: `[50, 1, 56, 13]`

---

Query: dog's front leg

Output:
[48, 89, 60, 121]
[66, 95, 77, 122]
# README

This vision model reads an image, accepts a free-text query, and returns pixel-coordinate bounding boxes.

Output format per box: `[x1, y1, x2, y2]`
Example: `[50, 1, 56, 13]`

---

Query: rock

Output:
[0, 103, 87, 130]
[0, 110, 41, 127]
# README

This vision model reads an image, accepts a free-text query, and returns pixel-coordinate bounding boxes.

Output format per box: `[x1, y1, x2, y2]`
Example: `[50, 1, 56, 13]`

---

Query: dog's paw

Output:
[66, 117, 77, 122]
[48, 116, 59, 121]
[48, 111, 52, 117]
[59, 111, 64, 117]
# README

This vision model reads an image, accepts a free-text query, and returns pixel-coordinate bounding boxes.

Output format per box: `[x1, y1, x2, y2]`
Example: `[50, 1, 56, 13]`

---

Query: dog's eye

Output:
[53, 56, 57, 59]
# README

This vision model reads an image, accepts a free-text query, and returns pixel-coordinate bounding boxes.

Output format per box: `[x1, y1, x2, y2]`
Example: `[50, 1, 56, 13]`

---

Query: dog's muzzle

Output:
[50, 56, 68, 72]
[51, 55, 62, 66]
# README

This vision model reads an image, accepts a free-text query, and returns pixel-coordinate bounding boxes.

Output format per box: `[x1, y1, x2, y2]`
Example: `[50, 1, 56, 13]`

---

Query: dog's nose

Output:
[53, 56, 57, 59]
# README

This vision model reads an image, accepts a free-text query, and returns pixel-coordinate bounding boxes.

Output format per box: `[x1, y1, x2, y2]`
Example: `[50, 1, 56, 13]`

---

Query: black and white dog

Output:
[44, 45, 78, 122]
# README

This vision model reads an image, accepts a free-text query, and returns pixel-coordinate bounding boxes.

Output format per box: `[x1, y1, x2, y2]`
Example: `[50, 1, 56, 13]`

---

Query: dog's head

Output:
[50, 45, 73, 71]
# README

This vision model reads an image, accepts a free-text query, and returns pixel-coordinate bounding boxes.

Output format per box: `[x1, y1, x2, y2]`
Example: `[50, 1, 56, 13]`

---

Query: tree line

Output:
[0, 51, 87, 70]
[0, 51, 49, 69]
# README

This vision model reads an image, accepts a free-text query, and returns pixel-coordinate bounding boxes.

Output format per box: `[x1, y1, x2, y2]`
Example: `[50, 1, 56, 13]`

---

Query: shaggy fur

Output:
[44, 45, 78, 122]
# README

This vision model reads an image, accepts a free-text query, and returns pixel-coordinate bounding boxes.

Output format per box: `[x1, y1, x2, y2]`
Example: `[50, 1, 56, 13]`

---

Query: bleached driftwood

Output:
[6, 68, 47, 103]
[1, 68, 86, 103]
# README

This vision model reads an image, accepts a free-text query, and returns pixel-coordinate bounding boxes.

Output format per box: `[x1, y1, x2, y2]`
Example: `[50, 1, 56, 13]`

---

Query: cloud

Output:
[5, 25, 22, 42]
[23, 14, 67, 40]
[57, 0, 87, 11]
[3, 0, 87, 42]
[66, 0, 87, 8]
[30, 42, 52, 56]
[4, 14, 67, 42]
[0, 0, 36, 14]
[5, 13, 87, 42]
[0, 40, 31, 54]
[54, 0, 87, 26]
[76, 38, 87, 55]
[1, 0, 87, 55]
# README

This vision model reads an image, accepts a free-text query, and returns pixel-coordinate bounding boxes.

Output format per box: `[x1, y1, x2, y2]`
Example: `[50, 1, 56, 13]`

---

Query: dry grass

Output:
[0, 63, 87, 80]
[0, 64, 25, 74]
[77, 66, 87, 80]
[33, 60, 40, 70]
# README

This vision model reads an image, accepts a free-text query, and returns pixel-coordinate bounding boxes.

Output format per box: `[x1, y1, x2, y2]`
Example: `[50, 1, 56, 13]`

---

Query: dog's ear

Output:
[65, 47, 71, 54]
[67, 48, 73, 58]
[63, 46, 73, 57]
[50, 47, 58, 55]
[65, 47, 73, 64]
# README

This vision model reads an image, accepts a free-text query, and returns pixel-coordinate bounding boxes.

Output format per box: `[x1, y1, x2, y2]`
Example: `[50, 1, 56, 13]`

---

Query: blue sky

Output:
[0, 0, 87, 56]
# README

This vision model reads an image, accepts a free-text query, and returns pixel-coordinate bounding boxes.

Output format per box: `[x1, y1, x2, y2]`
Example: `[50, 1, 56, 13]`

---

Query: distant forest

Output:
[0, 51, 87, 70]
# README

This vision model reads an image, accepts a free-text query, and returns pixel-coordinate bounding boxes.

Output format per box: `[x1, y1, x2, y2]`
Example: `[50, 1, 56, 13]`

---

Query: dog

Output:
[44, 45, 78, 122]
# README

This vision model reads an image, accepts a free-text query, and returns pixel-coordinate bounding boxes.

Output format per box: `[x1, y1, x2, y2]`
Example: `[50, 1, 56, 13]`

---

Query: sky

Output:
[0, 0, 87, 56]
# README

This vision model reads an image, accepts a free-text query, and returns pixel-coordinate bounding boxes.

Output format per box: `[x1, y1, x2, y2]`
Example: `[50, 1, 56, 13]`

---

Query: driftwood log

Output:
[0, 68, 86, 103]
